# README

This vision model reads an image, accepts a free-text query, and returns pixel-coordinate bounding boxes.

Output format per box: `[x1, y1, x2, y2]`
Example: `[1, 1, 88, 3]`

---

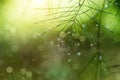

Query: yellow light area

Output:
[3, 0, 105, 39]
[31, 0, 47, 8]
[4, 0, 54, 28]
[2, 0, 56, 40]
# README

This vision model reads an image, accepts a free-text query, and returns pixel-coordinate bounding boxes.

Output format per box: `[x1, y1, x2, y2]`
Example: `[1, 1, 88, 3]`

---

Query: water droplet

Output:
[57, 44, 60, 47]
[33, 33, 40, 38]
[90, 44, 93, 47]
[100, 31, 103, 34]
[99, 55, 102, 60]
[96, 24, 99, 27]
[26, 71, 32, 77]
[82, 24, 86, 28]
[77, 43, 80, 46]
[61, 40, 64, 43]
[105, 4, 109, 8]
[105, 25, 110, 29]
[50, 41, 54, 45]
[79, 36, 85, 42]
[73, 33, 79, 39]
[73, 29, 76, 32]
[77, 52, 81, 56]
[68, 53, 70, 56]
[59, 32, 65, 38]
[115, 2, 118, 6]
[6, 66, 13, 73]
[72, 34, 74, 36]
[20, 68, 27, 75]
[57, 38, 60, 41]
[68, 59, 71, 62]
[67, 31, 71, 34]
